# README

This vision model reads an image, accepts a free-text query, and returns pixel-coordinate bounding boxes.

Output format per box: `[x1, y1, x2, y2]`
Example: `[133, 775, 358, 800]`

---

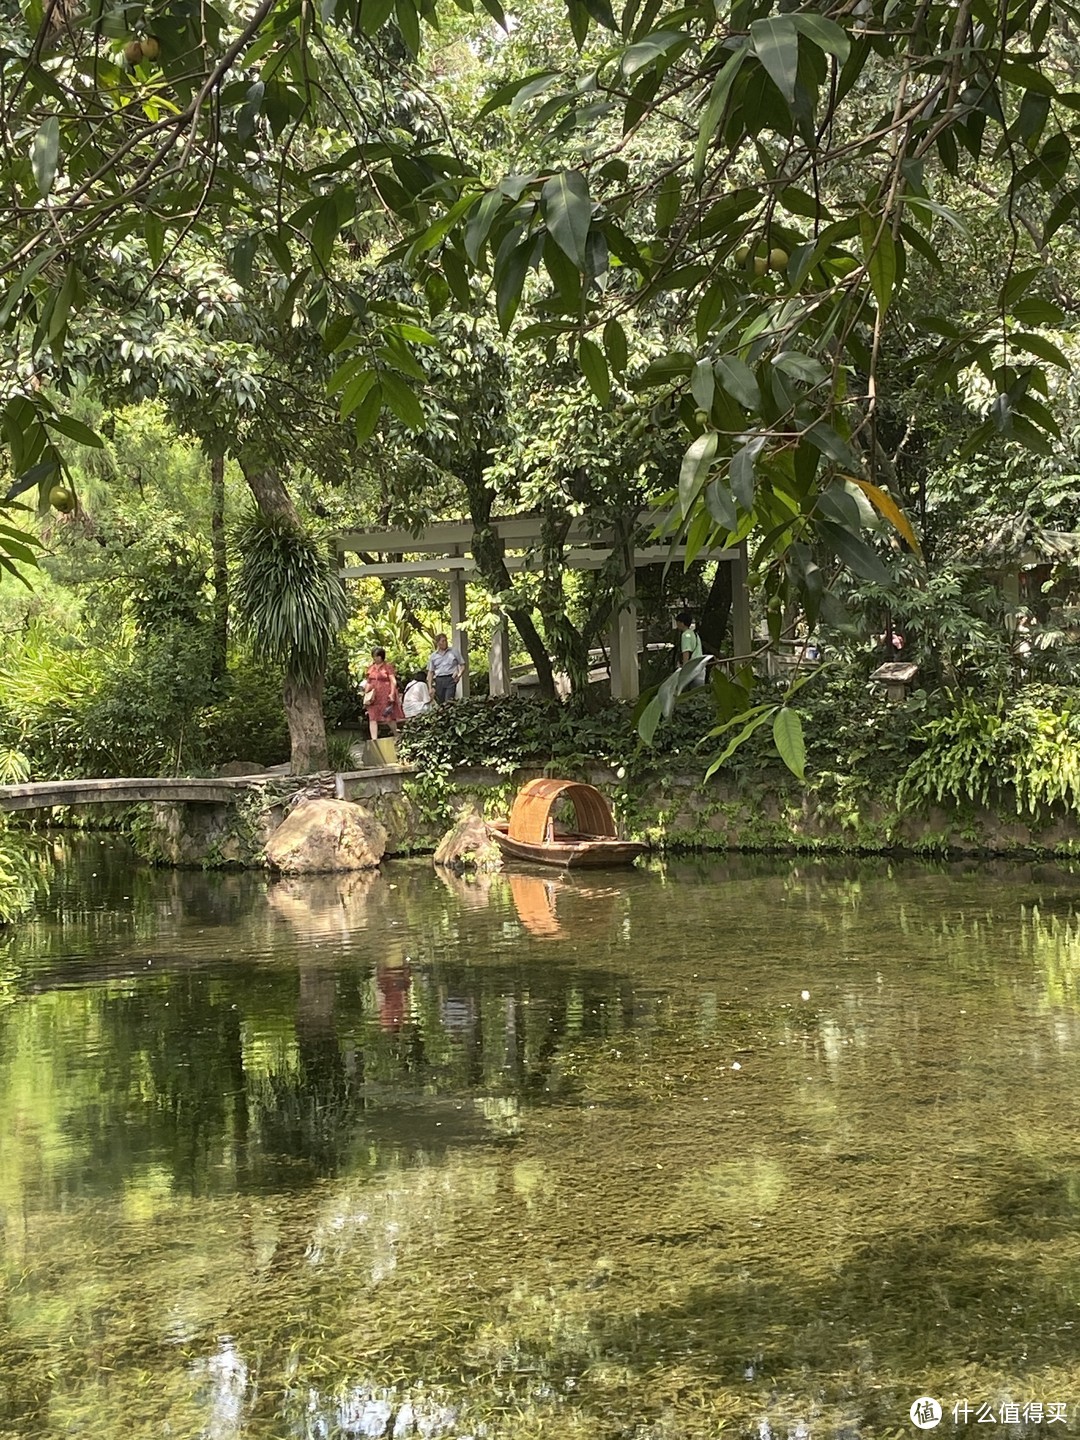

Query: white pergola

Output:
[333, 514, 751, 701]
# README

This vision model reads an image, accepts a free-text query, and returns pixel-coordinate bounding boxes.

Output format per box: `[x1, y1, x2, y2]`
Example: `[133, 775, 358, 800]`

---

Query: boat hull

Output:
[488, 821, 645, 869]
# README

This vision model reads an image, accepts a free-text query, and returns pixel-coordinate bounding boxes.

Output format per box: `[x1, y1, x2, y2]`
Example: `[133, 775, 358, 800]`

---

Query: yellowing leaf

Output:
[848, 476, 921, 556]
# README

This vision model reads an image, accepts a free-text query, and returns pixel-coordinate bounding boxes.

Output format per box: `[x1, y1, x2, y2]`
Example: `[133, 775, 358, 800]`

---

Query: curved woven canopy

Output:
[507, 779, 617, 845]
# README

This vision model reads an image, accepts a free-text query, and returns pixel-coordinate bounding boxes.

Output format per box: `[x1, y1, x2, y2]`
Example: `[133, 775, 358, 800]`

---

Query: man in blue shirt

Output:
[427, 632, 465, 705]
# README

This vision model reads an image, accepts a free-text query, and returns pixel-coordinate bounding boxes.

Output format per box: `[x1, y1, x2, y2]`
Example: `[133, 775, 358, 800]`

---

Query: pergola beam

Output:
[339, 545, 738, 580]
[334, 511, 748, 701]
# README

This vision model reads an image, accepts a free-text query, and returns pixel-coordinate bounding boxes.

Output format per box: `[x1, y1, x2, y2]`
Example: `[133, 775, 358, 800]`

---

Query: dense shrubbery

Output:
[0, 633, 289, 778]
[399, 679, 1080, 827]
[397, 692, 720, 777]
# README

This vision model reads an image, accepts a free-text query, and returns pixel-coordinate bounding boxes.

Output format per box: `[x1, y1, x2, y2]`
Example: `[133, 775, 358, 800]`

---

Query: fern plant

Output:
[897, 696, 1004, 811]
[898, 692, 1080, 821]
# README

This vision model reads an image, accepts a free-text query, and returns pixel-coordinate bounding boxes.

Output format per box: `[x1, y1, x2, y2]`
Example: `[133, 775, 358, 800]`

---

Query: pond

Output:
[2, 838, 1080, 1439]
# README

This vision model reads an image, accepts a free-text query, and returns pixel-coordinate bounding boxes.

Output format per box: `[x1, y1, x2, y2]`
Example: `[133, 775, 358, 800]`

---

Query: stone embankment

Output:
[132, 763, 1080, 869]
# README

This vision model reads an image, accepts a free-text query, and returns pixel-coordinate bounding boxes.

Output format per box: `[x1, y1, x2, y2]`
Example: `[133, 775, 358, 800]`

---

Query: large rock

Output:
[217, 759, 269, 777]
[265, 798, 386, 873]
[433, 814, 502, 873]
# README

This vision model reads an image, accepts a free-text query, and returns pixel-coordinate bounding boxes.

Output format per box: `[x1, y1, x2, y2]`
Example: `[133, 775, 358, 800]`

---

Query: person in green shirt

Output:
[675, 609, 706, 685]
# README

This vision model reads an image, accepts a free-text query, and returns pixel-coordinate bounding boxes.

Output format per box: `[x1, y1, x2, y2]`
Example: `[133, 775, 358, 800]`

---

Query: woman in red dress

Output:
[364, 647, 405, 741]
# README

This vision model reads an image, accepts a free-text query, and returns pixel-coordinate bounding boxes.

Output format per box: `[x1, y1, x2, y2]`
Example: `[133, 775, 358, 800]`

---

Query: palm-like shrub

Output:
[232, 509, 347, 771]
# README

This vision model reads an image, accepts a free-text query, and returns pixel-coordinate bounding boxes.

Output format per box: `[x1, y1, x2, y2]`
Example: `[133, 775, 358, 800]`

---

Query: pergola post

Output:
[488, 618, 511, 696]
[609, 546, 639, 700]
[448, 547, 470, 698]
[730, 542, 752, 663]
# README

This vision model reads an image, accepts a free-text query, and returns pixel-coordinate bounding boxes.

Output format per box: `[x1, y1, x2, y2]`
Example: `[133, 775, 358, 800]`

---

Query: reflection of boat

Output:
[508, 872, 563, 936]
[507, 871, 623, 937]
[488, 779, 646, 869]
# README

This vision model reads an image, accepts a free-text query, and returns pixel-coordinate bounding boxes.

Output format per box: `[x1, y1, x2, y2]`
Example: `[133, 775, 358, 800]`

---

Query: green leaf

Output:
[311, 190, 353, 267]
[394, 0, 420, 54]
[705, 478, 737, 530]
[354, 381, 383, 443]
[780, 185, 832, 221]
[679, 432, 717, 512]
[46, 264, 78, 341]
[749, 15, 799, 104]
[380, 372, 425, 430]
[705, 705, 775, 777]
[805, 420, 860, 471]
[772, 351, 827, 385]
[580, 0, 616, 30]
[655, 172, 681, 234]
[465, 189, 507, 265]
[819, 520, 891, 585]
[145, 213, 165, 268]
[859, 211, 896, 315]
[603, 318, 628, 375]
[31, 116, 60, 198]
[620, 29, 686, 78]
[478, 72, 558, 117]
[1010, 295, 1064, 326]
[340, 369, 378, 420]
[730, 437, 761, 511]
[714, 354, 760, 409]
[693, 46, 747, 182]
[1017, 89, 1050, 147]
[45, 413, 103, 448]
[791, 13, 849, 62]
[578, 336, 610, 405]
[691, 359, 714, 411]
[442, 249, 472, 309]
[494, 233, 537, 332]
[772, 707, 806, 780]
[541, 171, 592, 270]
[359, 0, 396, 32]
[1010, 332, 1067, 369]
[567, 0, 590, 48]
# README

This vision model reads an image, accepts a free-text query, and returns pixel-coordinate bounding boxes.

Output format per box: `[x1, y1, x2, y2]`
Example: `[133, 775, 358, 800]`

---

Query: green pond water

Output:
[2, 839, 1080, 1439]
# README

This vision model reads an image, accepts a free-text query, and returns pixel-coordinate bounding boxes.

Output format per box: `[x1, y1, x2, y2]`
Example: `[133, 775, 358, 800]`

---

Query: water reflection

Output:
[5, 842, 1080, 1436]
[505, 871, 623, 940]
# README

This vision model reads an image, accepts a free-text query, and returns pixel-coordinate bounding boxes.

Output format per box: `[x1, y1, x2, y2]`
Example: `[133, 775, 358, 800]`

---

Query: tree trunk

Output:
[239, 457, 298, 522]
[240, 456, 331, 774]
[209, 450, 228, 683]
[699, 560, 733, 657]
[284, 673, 328, 774]
[464, 453, 557, 699]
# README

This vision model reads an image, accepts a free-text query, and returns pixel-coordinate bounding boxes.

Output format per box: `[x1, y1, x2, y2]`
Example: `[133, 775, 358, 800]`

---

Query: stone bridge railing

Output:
[0, 768, 407, 814]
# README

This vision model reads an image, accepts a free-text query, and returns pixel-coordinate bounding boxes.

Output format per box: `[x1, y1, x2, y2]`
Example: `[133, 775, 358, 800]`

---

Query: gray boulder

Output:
[264, 798, 386, 873]
[433, 814, 502, 873]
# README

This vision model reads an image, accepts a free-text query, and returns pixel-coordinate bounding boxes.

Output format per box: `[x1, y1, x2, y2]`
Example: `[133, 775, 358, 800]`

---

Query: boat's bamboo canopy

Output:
[507, 779, 617, 845]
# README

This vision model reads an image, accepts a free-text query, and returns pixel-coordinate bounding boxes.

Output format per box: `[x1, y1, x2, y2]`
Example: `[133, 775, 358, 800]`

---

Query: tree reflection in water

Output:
[4, 843, 1080, 1436]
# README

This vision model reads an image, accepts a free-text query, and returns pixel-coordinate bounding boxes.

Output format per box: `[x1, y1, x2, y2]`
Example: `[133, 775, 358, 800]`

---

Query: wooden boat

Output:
[488, 778, 646, 869]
